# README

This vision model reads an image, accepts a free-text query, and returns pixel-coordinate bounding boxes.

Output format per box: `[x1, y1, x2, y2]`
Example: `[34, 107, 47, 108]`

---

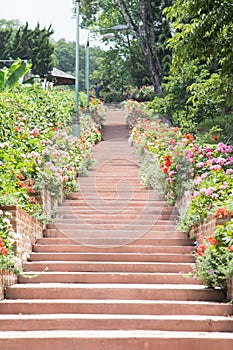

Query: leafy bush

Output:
[0, 85, 103, 216]
[193, 220, 233, 288]
[103, 85, 155, 103]
[0, 209, 22, 272]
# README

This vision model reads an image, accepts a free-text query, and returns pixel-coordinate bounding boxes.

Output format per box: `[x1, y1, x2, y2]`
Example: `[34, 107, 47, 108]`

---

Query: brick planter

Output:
[189, 215, 232, 241]
[0, 186, 64, 298]
[0, 270, 17, 299]
[226, 278, 233, 301]
[36, 187, 63, 224]
[0, 205, 43, 299]
[1, 206, 43, 261]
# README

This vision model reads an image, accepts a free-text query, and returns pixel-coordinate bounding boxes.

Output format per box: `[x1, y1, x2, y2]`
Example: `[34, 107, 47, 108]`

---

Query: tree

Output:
[77, 0, 173, 93]
[149, 0, 233, 130]
[0, 19, 20, 68]
[54, 39, 76, 75]
[0, 21, 55, 77]
[53, 38, 104, 91]
[10, 23, 55, 77]
[165, 0, 233, 78]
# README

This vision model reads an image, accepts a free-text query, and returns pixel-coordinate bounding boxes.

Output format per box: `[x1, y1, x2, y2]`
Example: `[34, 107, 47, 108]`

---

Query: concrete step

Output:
[0, 330, 232, 350]
[18, 272, 199, 284]
[56, 214, 177, 221]
[43, 228, 188, 240]
[0, 299, 231, 316]
[59, 200, 171, 207]
[22, 261, 194, 273]
[54, 219, 177, 226]
[5, 284, 225, 301]
[0, 314, 232, 332]
[28, 252, 195, 263]
[32, 244, 193, 254]
[36, 237, 193, 246]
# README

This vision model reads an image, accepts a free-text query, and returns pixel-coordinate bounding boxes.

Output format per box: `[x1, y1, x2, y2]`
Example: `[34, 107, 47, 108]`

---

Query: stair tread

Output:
[0, 330, 232, 339]
[0, 314, 231, 321]
[0, 299, 228, 305]
[8, 283, 218, 289]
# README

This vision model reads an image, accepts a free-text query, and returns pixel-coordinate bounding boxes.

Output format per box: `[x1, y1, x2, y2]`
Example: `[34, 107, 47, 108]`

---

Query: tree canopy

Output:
[149, 0, 233, 131]
[0, 20, 55, 77]
[76, 0, 174, 93]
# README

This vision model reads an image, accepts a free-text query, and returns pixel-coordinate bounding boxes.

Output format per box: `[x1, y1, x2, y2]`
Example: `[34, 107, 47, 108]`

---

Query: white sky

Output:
[0, 0, 88, 43]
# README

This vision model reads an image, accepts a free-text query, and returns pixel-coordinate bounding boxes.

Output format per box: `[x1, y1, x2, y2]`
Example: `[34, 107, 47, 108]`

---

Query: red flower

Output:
[29, 196, 37, 204]
[207, 237, 218, 246]
[0, 238, 4, 248]
[215, 207, 229, 218]
[25, 179, 34, 186]
[212, 135, 219, 141]
[197, 245, 207, 256]
[228, 246, 233, 252]
[18, 173, 24, 180]
[18, 181, 26, 188]
[13, 127, 20, 132]
[198, 234, 204, 243]
[183, 133, 194, 142]
[0, 247, 8, 256]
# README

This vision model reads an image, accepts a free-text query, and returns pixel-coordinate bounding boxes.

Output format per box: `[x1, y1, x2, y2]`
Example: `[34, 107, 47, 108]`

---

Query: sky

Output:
[0, 0, 88, 43]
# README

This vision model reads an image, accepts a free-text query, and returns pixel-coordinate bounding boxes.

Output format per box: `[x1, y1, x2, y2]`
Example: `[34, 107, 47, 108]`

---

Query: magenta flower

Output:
[209, 165, 222, 171]
[196, 162, 205, 168]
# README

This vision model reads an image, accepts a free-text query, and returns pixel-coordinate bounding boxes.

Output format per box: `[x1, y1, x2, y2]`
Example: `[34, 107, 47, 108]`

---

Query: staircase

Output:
[0, 109, 232, 349]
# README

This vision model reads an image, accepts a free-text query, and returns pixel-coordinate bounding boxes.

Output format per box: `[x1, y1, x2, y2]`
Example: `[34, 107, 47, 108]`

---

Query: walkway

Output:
[0, 107, 232, 349]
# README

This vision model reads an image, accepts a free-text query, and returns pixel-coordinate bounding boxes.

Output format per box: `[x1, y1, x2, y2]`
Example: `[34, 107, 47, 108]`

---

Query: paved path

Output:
[69, 108, 177, 246]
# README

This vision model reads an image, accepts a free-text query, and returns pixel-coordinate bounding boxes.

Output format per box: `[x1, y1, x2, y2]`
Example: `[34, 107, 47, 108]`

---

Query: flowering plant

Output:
[0, 210, 22, 272]
[193, 220, 233, 288]
[0, 86, 103, 218]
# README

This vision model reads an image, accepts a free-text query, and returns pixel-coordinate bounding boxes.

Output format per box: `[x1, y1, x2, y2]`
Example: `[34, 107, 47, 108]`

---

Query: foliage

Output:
[0, 20, 55, 77]
[127, 103, 233, 289]
[165, 0, 233, 79]
[0, 58, 32, 91]
[54, 39, 104, 91]
[179, 142, 233, 232]
[0, 209, 22, 272]
[148, 1, 233, 132]
[0, 84, 103, 217]
[127, 101, 233, 215]
[148, 60, 233, 132]
[103, 85, 155, 103]
[193, 220, 233, 288]
[78, 0, 174, 93]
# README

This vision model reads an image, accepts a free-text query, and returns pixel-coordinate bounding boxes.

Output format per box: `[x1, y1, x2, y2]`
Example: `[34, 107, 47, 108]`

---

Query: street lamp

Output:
[85, 24, 128, 109]
[72, 0, 80, 137]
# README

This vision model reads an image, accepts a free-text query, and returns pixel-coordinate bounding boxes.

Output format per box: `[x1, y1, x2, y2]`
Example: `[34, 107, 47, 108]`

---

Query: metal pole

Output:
[73, 0, 80, 137]
[85, 32, 90, 109]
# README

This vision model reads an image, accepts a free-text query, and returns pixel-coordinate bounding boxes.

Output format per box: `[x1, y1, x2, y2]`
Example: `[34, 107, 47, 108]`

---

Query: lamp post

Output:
[85, 24, 128, 109]
[85, 32, 90, 109]
[72, 0, 80, 137]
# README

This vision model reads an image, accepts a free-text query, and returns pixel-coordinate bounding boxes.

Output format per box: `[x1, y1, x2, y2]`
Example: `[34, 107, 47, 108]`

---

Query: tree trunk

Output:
[117, 0, 163, 93]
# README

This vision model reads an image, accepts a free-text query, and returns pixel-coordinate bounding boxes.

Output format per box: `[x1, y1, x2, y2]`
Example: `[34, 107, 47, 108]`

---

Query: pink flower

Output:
[192, 191, 200, 198]
[200, 187, 215, 196]
[217, 142, 233, 154]
[209, 165, 222, 171]
[194, 177, 202, 185]
[196, 162, 204, 168]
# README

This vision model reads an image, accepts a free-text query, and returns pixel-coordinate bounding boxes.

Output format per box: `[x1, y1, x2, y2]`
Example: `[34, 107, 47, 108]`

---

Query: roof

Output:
[47, 67, 75, 85]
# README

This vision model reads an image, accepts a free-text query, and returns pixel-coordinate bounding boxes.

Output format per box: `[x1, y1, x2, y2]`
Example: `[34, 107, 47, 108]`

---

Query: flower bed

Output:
[0, 85, 104, 296]
[0, 85, 103, 218]
[126, 100, 233, 297]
